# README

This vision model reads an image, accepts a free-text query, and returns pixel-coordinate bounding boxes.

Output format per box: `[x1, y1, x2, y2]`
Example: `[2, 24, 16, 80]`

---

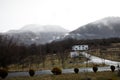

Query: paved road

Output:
[81, 52, 120, 66]
[8, 66, 112, 78]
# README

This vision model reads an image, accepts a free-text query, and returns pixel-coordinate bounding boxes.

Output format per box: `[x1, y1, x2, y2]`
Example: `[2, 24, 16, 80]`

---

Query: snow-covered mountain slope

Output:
[4, 25, 69, 45]
[20, 24, 68, 33]
[66, 17, 120, 39]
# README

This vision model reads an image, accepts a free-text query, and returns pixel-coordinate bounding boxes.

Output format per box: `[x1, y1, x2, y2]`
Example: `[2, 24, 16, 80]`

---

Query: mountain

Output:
[65, 17, 120, 39]
[4, 24, 69, 45]
[8, 24, 68, 33]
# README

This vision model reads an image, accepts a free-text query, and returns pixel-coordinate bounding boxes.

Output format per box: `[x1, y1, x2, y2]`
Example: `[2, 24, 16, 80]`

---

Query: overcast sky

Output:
[0, 0, 120, 32]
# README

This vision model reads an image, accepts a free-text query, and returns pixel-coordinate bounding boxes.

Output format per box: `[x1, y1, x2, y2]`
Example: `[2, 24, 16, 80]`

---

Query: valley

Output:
[0, 17, 120, 79]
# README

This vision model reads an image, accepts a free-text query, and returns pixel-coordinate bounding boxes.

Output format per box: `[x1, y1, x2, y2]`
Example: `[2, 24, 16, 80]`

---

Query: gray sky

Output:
[0, 0, 120, 32]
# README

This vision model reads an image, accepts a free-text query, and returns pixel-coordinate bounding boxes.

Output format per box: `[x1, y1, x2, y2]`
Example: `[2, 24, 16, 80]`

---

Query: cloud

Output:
[0, 0, 120, 32]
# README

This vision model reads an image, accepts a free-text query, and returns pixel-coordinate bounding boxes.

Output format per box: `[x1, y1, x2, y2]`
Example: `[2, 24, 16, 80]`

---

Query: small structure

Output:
[70, 51, 79, 58]
[70, 45, 89, 58]
[72, 45, 88, 51]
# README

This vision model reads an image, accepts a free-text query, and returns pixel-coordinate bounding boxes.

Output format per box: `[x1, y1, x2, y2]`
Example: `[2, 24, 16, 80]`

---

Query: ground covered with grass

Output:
[7, 71, 120, 80]
[7, 54, 107, 72]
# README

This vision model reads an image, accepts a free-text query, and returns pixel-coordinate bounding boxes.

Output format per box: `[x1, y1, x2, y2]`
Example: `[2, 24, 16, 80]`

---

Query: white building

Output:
[72, 45, 88, 51]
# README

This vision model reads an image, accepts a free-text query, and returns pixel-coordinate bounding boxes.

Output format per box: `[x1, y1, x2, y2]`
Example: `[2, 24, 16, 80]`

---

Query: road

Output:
[8, 66, 112, 78]
[81, 52, 120, 66]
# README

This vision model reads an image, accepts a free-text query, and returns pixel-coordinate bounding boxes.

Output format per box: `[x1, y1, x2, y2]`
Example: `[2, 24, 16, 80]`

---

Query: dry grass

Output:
[7, 71, 120, 80]
[8, 62, 106, 72]
[7, 54, 107, 72]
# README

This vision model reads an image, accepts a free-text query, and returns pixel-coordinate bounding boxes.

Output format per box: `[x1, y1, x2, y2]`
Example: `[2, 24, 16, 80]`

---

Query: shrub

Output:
[74, 68, 79, 74]
[110, 65, 115, 72]
[0, 69, 8, 79]
[92, 66, 98, 73]
[51, 67, 62, 75]
[29, 69, 35, 77]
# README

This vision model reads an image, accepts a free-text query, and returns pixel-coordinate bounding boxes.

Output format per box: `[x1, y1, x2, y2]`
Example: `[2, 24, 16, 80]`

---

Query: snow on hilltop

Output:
[5, 24, 69, 45]
[20, 24, 69, 33]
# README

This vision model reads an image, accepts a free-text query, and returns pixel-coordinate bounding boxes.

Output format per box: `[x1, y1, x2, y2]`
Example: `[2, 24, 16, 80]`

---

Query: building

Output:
[72, 45, 88, 51]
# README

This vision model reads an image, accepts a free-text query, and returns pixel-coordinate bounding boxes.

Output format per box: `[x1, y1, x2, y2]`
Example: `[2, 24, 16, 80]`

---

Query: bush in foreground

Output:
[92, 66, 98, 73]
[110, 65, 115, 72]
[51, 67, 62, 75]
[74, 68, 79, 74]
[0, 69, 8, 79]
[29, 69, 35, 77]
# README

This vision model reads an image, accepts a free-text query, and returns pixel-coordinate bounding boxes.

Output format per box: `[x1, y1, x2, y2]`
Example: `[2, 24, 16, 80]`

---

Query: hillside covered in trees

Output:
[0, 34, 120, 69]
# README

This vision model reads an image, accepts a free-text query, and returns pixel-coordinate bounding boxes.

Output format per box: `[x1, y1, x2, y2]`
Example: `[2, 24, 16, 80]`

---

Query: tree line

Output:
[0, 34, 120, 68]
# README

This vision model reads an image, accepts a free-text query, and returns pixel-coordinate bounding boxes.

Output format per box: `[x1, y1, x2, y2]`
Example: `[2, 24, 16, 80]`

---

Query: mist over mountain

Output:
[65, 17, 120, 39]
[21, 24, 68, 33]
[4, 25, 69, 45]
[8, 24, 68, 33]
[2, 17, 120, 45]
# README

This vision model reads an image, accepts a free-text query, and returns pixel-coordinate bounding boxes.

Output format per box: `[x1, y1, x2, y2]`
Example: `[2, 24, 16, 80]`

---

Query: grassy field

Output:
[7, 71, 120, 80]
[5, 51, 108, 72]
[7, 55, 106, 72]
